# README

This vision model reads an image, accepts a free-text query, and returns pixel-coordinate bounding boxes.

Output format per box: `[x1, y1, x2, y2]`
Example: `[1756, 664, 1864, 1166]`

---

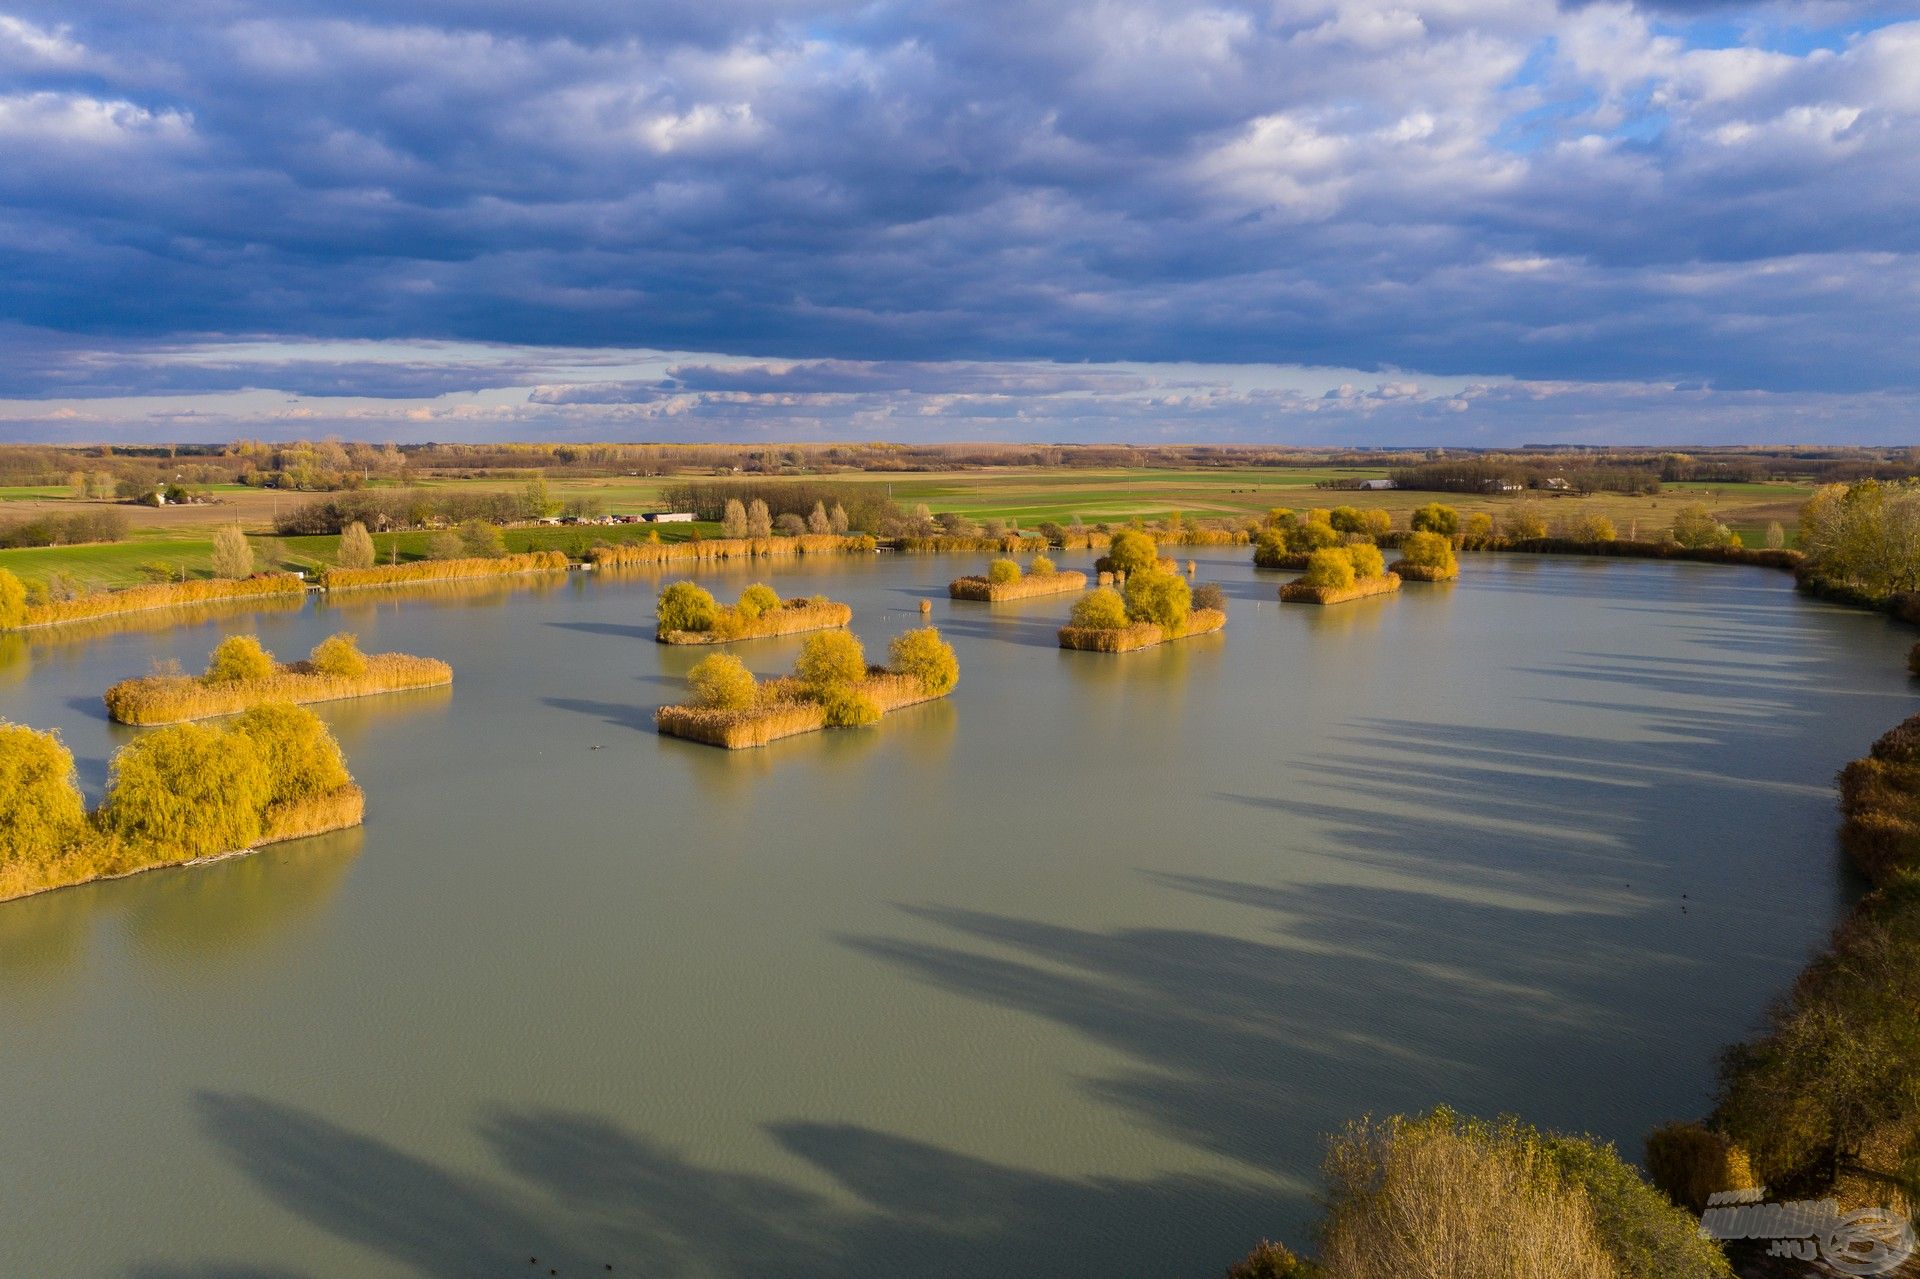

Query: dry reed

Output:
[320, 551, 568, 591]
[1390, 560, 1460, 582]
[1279, 573, 1403, 605]
[105, 653, 453, 724]
[1057, 606, 1226, 652]
[12, 574, 308, 631]
[590, 535, 875, 567]
[658, 599, 852, 645]
[948, 570, 1087, 601]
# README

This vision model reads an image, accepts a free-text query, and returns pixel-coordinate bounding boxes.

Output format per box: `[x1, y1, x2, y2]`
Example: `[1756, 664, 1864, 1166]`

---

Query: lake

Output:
[0, 550, 1909, 1278]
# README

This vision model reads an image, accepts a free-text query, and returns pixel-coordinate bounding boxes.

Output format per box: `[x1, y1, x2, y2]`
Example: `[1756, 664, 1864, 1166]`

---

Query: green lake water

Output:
[0, 551, 1910, 1277]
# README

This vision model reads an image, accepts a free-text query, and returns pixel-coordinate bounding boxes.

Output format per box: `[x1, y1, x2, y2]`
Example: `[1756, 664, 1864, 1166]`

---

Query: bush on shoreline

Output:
[949, 556, 1086, 601]
[2, 704, 364, 903]
[653, 580, 852, 644]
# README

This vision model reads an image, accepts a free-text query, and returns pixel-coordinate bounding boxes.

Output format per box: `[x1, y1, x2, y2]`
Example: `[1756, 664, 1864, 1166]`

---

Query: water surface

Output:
[0, 552, 1908, 1277]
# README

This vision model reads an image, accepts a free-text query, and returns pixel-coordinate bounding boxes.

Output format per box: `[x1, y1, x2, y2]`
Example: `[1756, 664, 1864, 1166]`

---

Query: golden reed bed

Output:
[1388, 560, 1459, 582]
[1279, 573, 1403, 605]
[104, 653, 454, 724]
[655, 673, 946, 749]
[948, 570, 1088, 602]
[590, 535, 876, 567]
[1057, 607, 1227, 652]
[10, 573, 308, 631]
[320, 550, 569, 592]
[0, 784, 365, 904]
[659, 599, 852, 645]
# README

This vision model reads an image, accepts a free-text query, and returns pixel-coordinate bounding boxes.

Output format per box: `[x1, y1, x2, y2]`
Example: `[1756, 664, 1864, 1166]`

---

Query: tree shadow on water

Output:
[170, 1092, 1277, 1279]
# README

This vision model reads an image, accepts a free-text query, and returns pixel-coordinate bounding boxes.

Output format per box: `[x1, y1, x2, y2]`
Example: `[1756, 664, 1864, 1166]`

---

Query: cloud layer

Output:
[0, 0, 1915, 441]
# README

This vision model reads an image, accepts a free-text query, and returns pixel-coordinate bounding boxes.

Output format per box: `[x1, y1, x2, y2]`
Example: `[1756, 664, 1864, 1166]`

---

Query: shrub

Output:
[1316, 1109, 1726, 1279]
[229, 704, 351, 807]
[987, 558, 1022, 584]
[687, 653, 757, 710]
[1400, 531, 1456, 572]
[458, 519, 506, 557]
[1124, 567, 1192, 632]
[736, 582, 781, 620]
[657, 581, 720, 633]
[426, 530, 464, 560]
[1225, 1240, 1317, 1278]
[1347, 543, 1386, 579]
[889, 627, 959, 695]
[1193, 581, 1226, 612]
[1301, 548, 1356, 591]
[1107, 530, 1159, 576]
[1031, 555, 1056, 576]
[1503, 502, 1549, 540]
[1464, 512, 1494, 543]
[808, 501, 831, 534]
[1671, 504, 1735, 549]
[1070, 587, 1129, 630]
[795, 630, 867, 692]
[0, 568, 25, 629]
[0, 723, 89, 864]
[1765, 521, 1786, 550]
[1411, 503, 1460, 536]
[774, 512, 806, 536]
[1360, 509, 1392, 539]
[721, 498, 748, 538]
[746, 499, 773, 539]
[308, 632, 369, 679]
[1567, 513, 1617, 543]
[1644, 1123, 1754, 1214]
[338, 521, 376, 569]
[1329, 506, 1366, 534]
[211, 524, 254, 580]
[205, 635, 277, 684]
[1288, 522, 1342, 554]
[816, 682, 881, 727]
[1319, 1111, 1614, 1279]
[100, 723, 271, 856]
[1253, 528, 1293, 568]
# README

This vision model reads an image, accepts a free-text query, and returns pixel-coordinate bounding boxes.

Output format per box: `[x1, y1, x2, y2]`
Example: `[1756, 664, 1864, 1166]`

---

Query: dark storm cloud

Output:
[0, 0, 1915, 439]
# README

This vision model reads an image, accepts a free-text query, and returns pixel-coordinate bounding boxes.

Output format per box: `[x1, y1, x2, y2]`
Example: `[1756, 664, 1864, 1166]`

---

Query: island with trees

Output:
[104, 632, 452, 725]
[0, 703, 364, 903]
[1279, 544, 1403, 605]
[948, 555, 1087, 601]
[655, 627, 959, 748]
[1058, 565, 1226, 652]
[1388, 530, 1460, 581]
[654, 581, 852, 644]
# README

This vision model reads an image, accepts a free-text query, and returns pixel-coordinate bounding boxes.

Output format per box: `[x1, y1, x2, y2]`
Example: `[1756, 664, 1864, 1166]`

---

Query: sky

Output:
[0, 0, 1915, 445]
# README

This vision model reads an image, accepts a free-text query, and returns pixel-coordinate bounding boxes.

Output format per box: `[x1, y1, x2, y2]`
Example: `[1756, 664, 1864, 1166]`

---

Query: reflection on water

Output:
[0, 551, 1912, 1278]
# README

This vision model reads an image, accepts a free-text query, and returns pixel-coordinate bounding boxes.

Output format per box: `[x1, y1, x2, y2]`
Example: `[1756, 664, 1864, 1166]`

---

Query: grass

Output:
[104, 653, 453, 724]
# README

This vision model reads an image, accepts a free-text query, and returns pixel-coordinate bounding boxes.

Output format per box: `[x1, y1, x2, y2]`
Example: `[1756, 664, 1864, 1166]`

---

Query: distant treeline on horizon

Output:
[1, 440, 1916, 495]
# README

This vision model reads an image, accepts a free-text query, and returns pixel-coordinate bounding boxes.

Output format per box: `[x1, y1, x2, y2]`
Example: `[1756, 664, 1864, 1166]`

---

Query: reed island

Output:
[948, 555, 1087, 602]
[1279, 544, 1403, 605]
[103, 632, 451, 725]
[0, 703, 364, 903]
[656, 627, 959, 749]
[1388, 531, 1461, 582]
[1059, 553, 1227, 653]
[655, 581, 852, 644]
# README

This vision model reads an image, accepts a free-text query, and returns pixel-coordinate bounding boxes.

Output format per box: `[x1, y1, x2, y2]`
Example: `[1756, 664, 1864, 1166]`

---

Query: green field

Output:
[0, 466, 1815, 590]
